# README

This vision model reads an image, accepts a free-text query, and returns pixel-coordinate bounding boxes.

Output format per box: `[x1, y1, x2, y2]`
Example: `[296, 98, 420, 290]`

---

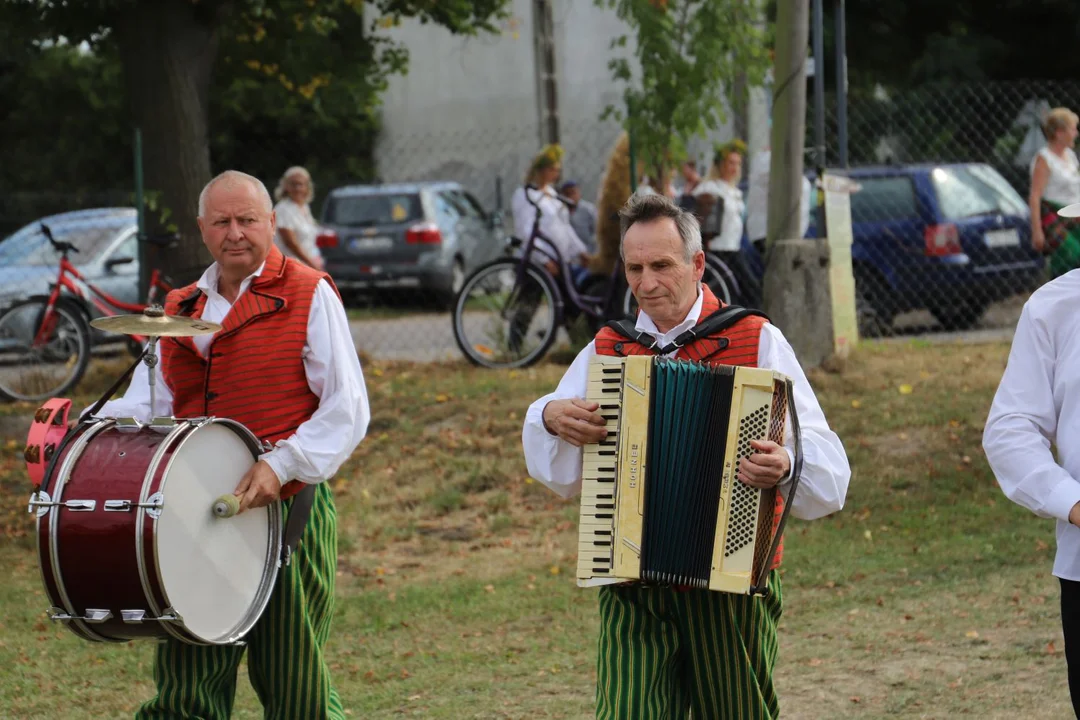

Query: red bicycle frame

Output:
[35, 256, 173, 346]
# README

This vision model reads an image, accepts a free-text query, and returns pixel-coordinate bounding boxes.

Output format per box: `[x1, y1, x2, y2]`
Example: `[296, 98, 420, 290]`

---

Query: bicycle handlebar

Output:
[40, 223, 78, 255]
[524, 184, 578, 211]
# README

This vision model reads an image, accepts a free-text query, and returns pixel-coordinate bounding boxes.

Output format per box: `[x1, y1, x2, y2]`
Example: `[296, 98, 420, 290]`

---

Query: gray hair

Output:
[273, 165, 315, 204]
[618, 192, 703, 262]
[197, 170, 273, 217]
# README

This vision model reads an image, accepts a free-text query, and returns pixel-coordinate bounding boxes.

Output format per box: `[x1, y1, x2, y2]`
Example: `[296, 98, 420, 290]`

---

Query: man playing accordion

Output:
[521, 193, 851, 719]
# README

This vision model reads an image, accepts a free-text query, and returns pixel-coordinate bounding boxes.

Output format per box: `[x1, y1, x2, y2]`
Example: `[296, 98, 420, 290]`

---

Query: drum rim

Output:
[134, 419, 198, 644]
[145, 417, 283, 645]
[41, 417, 116, 643]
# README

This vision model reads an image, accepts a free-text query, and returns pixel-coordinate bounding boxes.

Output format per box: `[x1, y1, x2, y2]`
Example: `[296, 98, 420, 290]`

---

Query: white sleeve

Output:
[85, 348, 174, 422]
[260, 279, 371, 484]
[511, 188, 533, 241]
[983, 303, 1080, 522]
[758, 324, 851, 520]
[275, 201, 301, 231]
[521, 342, 596, 498]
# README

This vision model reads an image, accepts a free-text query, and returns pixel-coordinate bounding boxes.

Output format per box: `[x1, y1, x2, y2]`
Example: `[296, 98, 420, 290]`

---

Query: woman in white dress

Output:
[273, 166, 324, 270]
[1029, 107, 1080, 278]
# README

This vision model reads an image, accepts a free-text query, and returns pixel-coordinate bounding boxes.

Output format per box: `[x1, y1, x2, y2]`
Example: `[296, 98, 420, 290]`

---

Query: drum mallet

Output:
[212, 494, 240, 518]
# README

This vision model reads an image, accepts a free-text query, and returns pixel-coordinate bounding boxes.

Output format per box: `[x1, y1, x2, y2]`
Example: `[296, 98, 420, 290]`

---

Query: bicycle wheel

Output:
[621, 258, 736, 317]
[452, 258, 560, 369]
[0, 298, 91, 402]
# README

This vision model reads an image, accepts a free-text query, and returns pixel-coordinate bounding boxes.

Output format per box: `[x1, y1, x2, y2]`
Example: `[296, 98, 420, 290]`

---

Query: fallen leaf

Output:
[864, 530, 873, 541]
[850, 696, 861, 704]
[965, 630, 979, 639]
[484, 584, 495, 593]
[898, 384, 913, 395]
[372, 368, 384, 377]
[850, 399, 862, 409]
[435, 394, 449, 403]
[808, 658, 823, 666]
[550, 565, 561, 575]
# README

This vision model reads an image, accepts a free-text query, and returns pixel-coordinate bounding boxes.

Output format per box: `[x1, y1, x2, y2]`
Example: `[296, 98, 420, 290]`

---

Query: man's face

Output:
[623, 217, 704, 329]
[563, 185, 581, 203]
[681, 162, 698, 181]
[197, 179, 276, 279]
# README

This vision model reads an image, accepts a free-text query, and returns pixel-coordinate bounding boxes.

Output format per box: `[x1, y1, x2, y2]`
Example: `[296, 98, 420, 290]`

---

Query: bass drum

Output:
[31, 416, 281, 645]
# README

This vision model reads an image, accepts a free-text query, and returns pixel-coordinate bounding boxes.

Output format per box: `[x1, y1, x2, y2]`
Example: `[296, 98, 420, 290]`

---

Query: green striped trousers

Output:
[596, 571, 784, 720]
[136, 482, 344, 720]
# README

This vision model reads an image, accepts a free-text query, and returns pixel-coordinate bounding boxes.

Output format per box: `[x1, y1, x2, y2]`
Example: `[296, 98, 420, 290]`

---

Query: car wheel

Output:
[854, 268, 896, 339]
[437, 259, 466, 310]
[930, 301, 986, 331]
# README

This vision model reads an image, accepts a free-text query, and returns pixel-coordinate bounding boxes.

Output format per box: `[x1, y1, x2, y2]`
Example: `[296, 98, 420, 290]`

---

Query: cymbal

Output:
[90, 307, 221, 337]
[1058, 202, 1080, 218]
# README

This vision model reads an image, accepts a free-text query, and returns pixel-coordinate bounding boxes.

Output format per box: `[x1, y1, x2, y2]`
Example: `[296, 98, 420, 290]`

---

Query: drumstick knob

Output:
[212, 494, 240, 518]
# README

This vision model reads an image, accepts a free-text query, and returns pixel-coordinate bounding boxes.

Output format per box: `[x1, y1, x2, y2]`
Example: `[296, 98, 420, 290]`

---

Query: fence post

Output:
[134, 127, 145, 239]
[835, 0, 849, 168]
[627, 97, 638, 194]
[812, 0, 826, 170]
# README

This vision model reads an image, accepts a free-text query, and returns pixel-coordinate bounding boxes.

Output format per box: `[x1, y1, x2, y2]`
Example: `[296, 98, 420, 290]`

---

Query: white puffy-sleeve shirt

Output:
[983, 271, 1080, 580]
[274, 198, 322, 263]
[511, 185, 589, 264]
[521, 290, 850, 521]
[91, 261, 370, 486]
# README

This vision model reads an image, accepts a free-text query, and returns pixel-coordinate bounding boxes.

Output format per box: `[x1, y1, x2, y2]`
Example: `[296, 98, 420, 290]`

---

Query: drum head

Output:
[155, 421, 279, 643]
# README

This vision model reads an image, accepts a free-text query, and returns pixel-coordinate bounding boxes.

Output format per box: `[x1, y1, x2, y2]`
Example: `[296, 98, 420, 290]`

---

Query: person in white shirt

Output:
[97, 170, 369, 719]
[510, 144, 591, 288]
[693, 139, 748, 260]
[273, 165, 325, 271]
[983, 266, 1080, 717]
[521, 193, 850, 719]
[739, 147, 813, 307]
[1029, 107, 1080, 278]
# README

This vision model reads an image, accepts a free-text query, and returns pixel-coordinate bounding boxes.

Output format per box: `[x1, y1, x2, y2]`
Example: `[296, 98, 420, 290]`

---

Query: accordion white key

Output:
[576, 354, 802, 596]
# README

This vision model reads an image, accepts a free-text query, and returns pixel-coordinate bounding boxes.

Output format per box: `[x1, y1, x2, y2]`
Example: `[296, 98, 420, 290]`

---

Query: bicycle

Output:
[451, 186, 741, 369]
[0, 223, 178, 402]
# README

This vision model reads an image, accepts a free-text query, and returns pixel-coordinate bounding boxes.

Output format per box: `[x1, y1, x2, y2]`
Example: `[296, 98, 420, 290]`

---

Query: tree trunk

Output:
[763, 0, 835, 369]
[114, 0, 223, 294]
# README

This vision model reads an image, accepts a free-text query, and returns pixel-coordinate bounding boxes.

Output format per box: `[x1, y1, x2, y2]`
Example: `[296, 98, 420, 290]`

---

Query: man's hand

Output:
[1069, 501, 1080, 528]
[737, 439, 791, 489]
[233, 460, 283, 513]
[542, 398, 608, 447]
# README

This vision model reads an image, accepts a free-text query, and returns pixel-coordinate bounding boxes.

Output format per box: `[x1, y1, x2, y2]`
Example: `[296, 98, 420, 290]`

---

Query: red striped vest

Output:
[594, 285, 786, 570]
[160, 245, 336, 501]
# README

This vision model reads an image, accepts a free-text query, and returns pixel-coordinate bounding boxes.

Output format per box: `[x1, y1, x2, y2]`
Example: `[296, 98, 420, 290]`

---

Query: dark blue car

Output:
[738, 163, 1044, 334]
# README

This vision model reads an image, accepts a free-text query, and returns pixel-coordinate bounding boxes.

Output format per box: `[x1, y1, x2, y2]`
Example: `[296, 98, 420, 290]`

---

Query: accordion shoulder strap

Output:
[605, 304, 770, 356]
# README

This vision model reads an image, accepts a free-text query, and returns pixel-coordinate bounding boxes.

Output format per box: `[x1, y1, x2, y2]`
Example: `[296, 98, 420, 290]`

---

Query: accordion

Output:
[576, 355, 802, 596]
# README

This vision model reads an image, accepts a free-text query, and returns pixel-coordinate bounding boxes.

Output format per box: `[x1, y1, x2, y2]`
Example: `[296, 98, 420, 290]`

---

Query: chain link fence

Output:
[806, 79, 1080, 338]
[3, 79, 1079, 380]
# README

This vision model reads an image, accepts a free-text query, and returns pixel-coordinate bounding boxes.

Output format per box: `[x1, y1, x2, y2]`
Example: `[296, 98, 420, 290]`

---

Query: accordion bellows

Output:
[577, 355, 800, 596]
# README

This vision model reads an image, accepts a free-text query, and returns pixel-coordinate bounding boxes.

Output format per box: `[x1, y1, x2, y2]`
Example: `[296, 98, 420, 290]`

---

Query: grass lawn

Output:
[0, 339, 1071, 718]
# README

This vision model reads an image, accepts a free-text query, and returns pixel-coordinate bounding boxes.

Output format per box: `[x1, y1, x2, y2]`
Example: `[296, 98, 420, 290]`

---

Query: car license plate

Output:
[984, 228, 1019, 248]
[349, 236, 393, 252]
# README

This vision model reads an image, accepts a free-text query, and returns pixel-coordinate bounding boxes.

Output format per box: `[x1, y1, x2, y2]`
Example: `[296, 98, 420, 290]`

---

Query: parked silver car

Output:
[316, 181, 505, 307]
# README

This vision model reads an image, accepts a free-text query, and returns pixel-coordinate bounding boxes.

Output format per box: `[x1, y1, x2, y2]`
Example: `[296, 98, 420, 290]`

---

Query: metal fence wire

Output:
[4, 79, 1080, 373]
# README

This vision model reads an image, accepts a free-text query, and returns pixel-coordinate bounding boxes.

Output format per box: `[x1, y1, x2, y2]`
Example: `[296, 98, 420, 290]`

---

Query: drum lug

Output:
[121, 608, 179, 623]
[114, 417, 144, 430]
[49, 607, 113, 623]
[27, 492, 96, 515]
[149, 417, 178, 432]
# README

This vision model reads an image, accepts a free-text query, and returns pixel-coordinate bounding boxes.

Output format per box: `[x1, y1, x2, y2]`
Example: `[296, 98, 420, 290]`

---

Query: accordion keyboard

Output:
[576, 357, 624, 584]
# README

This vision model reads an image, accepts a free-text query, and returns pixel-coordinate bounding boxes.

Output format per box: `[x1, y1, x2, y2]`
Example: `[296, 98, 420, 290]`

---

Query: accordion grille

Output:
[724, 404, 770, 558]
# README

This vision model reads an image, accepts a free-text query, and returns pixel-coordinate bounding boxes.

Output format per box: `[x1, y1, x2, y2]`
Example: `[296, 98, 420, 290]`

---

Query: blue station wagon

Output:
[739, 163, 1044, 334]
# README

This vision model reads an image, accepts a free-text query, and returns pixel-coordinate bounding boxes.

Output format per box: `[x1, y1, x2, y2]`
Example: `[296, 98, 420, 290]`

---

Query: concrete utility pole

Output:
[763, 0, 834, 368]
